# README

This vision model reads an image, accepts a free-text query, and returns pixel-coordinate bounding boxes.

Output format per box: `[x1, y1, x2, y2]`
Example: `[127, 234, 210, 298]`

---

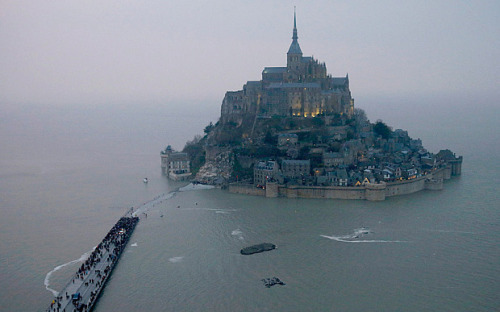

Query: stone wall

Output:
[432, 167, 452, 180]
[385, 177, 426, 197]
[450, 158, 463, 175]
[266, 182, 279, 198]
[366, 182, 387, 201]
[228, 183, 265, 196]
[228, 171, 458, 200]
[425, 178, 444, 191]
[280, 185, 366, 199]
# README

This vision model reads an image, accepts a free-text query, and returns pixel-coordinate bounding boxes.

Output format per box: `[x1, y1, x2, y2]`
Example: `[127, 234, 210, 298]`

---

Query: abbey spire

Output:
[292, 7, 298, 41]
[221, 9, 354, 123]
[287, 7, 302, 55]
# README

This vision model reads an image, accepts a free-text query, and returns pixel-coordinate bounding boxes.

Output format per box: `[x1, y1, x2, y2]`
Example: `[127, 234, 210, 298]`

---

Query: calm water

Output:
[0, 96, 498, 311]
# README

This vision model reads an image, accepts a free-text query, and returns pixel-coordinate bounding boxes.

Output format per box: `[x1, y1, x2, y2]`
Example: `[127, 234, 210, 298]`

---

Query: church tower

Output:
[287, 8, 303, 81]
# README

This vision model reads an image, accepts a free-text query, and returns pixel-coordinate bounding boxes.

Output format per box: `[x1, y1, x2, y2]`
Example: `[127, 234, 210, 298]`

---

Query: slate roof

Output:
[332, 77, 348, 86]
[278, 133, 298, 138]
[282, 159, 310, 166]
[263, 67, 287, 74]
[267, 82, 320, 89]
[436, 149, 457, 161]
[168, 153, 189, 161]
[246, 81, 261, 86]
[255, 160, 278, 170]
[336, 168, 349, 179]
[324, 152, 343, 159]
[288, 40, 302, 54]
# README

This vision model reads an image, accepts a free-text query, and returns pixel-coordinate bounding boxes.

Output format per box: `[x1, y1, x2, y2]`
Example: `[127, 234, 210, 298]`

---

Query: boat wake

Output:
[168, 256, 184, 263]
[231, 229, 245, 240]
[182, 207, 237, 214]
[423, 229, 476, 234]
[132, 192, 176, 217]
[44, 247, 95, 296]
[178, 183, 215, 192]
[320, 228, 408, 243]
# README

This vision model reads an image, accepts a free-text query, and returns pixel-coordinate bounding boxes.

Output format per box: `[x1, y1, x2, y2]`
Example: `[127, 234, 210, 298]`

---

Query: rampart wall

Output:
[228, 183, 265, 196]
[228, 166, 458, 201]
[385, 177, 426, 197]
[280, 185, 366, 200]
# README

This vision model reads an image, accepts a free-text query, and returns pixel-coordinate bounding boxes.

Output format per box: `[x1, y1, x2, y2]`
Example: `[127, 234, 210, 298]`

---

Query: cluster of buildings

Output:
[222, 11, 461, 188]
[161, 10, 462, 198]
[254, 127, 462, 188]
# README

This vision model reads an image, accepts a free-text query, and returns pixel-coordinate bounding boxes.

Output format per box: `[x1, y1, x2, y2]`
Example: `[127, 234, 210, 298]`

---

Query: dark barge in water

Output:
[240, 243, 276, 255]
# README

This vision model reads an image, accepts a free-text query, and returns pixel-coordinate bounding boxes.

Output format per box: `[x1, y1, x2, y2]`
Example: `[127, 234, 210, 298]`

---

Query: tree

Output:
[312, 116, 325, 127]
[354, 108, 368, 126]
[299, 146, 311, 159]
[182, 135, 205, 175]
[204, 122, 214, 134]
[373, 120, 392, 139]
[231, 155, 253, 181]
[264, 130, 277, 145]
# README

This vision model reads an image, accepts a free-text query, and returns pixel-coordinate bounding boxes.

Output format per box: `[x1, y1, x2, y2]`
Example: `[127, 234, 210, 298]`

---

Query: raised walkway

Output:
[46, 208, 139, 312]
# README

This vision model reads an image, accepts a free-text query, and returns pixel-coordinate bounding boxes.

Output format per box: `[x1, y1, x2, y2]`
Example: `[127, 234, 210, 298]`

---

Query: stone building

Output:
[254, 160, 279, 186]
[436, 149, 463, 176]
[281, 159, 310, 179]
[323, 152, 345, 167]
[220, 10, 354, 124]
[161, 146, 191, 181]
[278, 133, 298, 148]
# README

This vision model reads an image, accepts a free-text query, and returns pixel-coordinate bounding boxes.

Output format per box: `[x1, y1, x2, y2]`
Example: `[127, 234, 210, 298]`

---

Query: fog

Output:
[1, 0, 498, 112]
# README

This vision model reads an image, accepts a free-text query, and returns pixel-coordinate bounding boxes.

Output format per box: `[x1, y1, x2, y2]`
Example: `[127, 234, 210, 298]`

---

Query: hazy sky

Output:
[1, 0, 499, 108]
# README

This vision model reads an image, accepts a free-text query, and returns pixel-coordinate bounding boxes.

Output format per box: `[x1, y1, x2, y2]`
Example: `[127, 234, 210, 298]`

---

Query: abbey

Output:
[221, 11, 354, 123]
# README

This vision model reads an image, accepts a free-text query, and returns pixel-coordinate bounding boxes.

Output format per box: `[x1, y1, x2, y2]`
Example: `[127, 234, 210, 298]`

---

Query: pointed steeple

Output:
[293, 7, 298, 41]
[287, 7, 302, 55]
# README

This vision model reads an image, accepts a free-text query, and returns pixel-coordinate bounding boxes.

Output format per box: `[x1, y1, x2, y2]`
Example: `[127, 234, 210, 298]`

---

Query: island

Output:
[161, 10, 462, 201]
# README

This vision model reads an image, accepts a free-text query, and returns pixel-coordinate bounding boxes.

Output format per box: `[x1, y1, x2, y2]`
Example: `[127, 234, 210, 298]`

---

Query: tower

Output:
[287, 7, 303, 80]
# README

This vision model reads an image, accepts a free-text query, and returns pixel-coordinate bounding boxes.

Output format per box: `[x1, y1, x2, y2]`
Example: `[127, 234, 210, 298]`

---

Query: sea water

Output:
[0, 96, 498, 311]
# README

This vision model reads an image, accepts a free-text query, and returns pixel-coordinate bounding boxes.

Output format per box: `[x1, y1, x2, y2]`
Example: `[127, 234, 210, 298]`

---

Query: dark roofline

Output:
[267, 82, 320, 89]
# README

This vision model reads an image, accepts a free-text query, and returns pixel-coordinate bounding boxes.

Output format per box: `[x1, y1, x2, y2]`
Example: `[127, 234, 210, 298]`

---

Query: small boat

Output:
[143, 178, 148, 183]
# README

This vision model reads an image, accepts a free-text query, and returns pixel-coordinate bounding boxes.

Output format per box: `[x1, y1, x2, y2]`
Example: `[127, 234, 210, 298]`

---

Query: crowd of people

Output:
[47, 214, 139, 312]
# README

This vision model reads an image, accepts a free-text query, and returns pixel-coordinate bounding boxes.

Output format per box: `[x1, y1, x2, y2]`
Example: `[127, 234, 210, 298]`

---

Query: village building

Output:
[327, 168, 349, 186]
[254, 160, 279, 186]
[323, 152, 345, 167]
[278, 133, 298, 148]
[281, 159, 310, 179]
[161, 146, 191, 181]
